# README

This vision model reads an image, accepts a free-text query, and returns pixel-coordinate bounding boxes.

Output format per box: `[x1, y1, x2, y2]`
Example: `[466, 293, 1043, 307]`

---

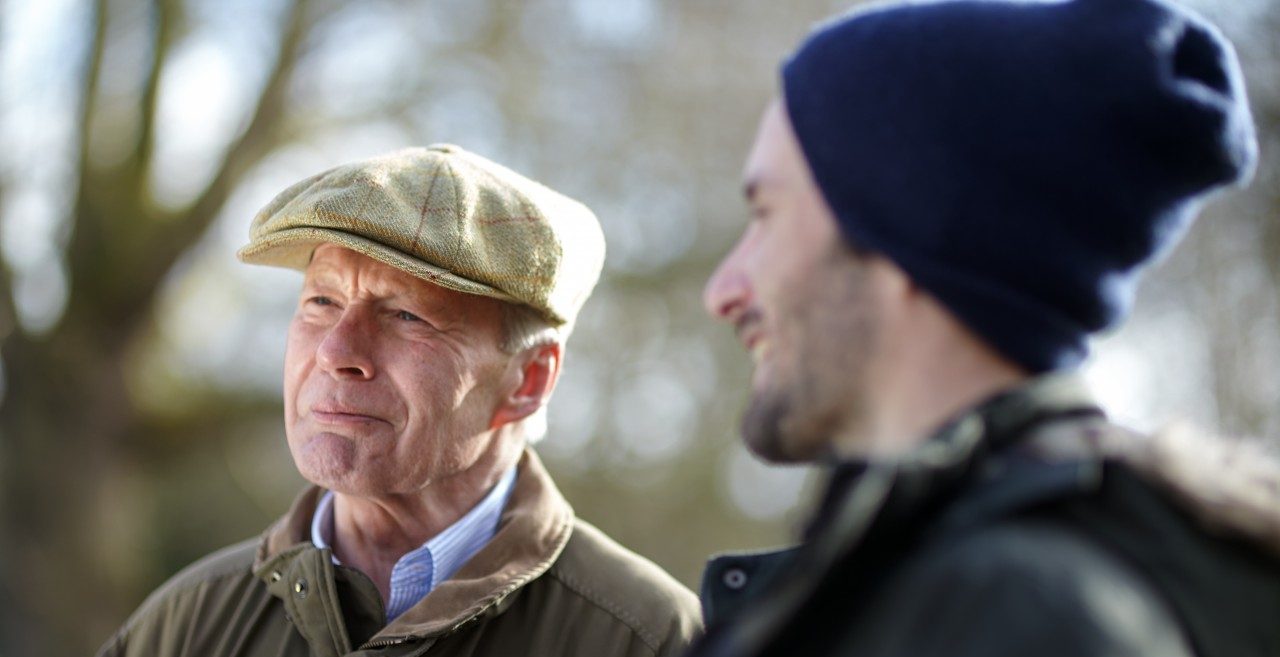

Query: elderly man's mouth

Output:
[311, 408, 386, 425]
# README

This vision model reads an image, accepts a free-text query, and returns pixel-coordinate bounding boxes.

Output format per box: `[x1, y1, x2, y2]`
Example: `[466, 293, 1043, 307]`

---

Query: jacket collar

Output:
[804, 372, 1101, 532]
[700, 373, 1105, 655]
[903, 370, 1101, 467]
[968, 370, 1101, 448]
[251, 447, 575, 644]
[867, 371, 1105, 535]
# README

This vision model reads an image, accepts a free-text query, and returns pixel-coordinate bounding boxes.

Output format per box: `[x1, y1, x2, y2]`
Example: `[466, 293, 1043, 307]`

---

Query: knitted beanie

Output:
[782, 0, 1258, 372]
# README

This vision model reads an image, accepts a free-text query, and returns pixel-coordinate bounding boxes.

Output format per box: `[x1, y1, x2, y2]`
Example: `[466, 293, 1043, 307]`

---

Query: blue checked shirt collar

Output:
[311, 466, 518, 620]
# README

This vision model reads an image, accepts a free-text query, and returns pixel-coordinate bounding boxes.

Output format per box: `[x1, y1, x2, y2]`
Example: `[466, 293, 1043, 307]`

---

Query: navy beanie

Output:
[782, 0, 1258, 372]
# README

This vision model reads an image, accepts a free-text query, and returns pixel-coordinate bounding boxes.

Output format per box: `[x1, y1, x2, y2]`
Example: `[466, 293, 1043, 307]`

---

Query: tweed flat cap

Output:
[238, 145, 606, 327]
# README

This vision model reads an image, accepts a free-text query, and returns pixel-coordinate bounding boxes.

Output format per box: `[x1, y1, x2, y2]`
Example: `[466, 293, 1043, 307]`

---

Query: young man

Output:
[696, 0, 1280, 655]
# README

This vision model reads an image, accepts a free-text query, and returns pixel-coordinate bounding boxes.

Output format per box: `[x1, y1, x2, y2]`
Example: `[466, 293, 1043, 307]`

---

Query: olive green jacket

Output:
[97, 449, 701, 657]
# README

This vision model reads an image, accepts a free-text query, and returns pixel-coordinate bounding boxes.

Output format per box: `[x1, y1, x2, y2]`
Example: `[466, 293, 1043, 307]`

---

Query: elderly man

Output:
[98, 145, 701, 657]
[693, 0, 1280, 656]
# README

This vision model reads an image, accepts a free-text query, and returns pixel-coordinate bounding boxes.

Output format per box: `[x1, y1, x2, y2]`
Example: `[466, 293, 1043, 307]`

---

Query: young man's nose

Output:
[703, 245, 753, 323]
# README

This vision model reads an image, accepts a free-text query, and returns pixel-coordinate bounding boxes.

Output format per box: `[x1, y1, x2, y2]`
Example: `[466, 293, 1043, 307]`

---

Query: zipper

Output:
[358, 594, 503, 650]
[362, 636, 410, 648]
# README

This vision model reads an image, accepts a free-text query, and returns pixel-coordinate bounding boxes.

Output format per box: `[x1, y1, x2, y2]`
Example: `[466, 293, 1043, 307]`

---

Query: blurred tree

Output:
[0, 0, 1276, 656]
[0, 1, 828, 654]
[0, 0, 321, 652]
[1146, 1, 1280, 440]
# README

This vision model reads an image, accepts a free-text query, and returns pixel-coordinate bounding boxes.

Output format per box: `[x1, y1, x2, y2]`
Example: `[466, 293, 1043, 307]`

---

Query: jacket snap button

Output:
[294, 579, 308, 597]
[723, 567, 748, 590]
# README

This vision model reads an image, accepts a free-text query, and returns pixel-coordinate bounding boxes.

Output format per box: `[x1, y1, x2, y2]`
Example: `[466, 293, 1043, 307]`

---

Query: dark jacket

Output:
[98, 449, 702, 657]
[694, 374, 1280, 657]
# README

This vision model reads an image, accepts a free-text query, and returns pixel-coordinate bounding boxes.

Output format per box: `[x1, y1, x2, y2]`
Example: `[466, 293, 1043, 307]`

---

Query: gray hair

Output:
[499, 302, 563, 443]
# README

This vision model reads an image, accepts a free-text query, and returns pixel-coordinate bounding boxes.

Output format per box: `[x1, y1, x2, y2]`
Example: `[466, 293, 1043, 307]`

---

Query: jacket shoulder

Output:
[153, 536, 261, 596]
[850, 520, 1194, 657]
[133, 536, 260, 614]
[544, 519, 702, 655]
[97, 537, 266, 657]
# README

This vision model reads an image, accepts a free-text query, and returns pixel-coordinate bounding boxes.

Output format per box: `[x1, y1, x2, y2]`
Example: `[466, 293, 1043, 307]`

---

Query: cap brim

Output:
[236, 227, 518, 305]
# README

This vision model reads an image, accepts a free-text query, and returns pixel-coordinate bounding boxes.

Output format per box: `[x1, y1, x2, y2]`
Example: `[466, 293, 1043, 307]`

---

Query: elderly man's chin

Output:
[289, 430, 365, 490]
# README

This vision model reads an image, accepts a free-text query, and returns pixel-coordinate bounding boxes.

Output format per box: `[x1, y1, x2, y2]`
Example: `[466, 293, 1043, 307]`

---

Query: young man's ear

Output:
[490, 343, 562, 429]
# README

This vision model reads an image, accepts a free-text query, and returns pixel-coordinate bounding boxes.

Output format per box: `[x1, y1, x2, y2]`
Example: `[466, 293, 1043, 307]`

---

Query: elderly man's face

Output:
[704, 101, 889, 463]
[283, 245, 518, 497]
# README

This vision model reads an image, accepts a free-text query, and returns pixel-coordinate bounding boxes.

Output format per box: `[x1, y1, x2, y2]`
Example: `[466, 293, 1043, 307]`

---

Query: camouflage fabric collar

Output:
[892, 371, 1103, 475]
[971, 372, 1102, 445]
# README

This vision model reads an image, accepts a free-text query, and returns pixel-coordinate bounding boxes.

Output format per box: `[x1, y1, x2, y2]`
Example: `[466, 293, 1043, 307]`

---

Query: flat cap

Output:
[238, 145, 606, 327]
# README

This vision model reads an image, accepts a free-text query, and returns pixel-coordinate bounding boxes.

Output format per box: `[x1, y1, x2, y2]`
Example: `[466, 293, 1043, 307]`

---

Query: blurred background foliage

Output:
[0, 0, 1276, 655]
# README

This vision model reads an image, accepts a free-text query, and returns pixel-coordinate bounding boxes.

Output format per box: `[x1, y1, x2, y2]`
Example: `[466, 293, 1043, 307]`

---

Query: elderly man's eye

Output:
[396, 310, 422, 322]
[308, 296, 334, 306]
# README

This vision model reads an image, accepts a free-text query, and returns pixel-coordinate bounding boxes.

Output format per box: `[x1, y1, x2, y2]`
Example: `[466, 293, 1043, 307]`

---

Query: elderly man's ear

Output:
[490, 343, 562, 430]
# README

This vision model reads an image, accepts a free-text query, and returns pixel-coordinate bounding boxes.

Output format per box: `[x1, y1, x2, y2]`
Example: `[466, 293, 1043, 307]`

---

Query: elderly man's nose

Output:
[316, 310, 376, 379]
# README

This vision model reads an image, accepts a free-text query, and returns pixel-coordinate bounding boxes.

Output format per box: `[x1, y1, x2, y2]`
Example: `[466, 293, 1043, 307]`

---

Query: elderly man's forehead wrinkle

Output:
[306, 250, 503, 336]
[304, 248, 413, 299]
[302, 249, 356, 287]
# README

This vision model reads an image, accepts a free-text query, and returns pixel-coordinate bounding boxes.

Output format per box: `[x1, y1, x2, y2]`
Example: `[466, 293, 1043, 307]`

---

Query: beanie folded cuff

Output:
[897, 252, 1090, 373]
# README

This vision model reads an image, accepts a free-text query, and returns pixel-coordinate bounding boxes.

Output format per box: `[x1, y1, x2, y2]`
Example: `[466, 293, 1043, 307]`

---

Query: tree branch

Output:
[184, 0, 317, 225]
[48, 0, 117, 340]
[116, 0, 319, 328]
[65, 0, 112, 272]
[0, 215, 16, 344]
[73, 0, 110, 198]
[169, 0, 314, 239]
[131, 0, 181, 201]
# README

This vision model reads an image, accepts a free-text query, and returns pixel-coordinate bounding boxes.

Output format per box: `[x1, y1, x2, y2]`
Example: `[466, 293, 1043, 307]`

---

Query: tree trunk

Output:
[0, 327, 136, 655]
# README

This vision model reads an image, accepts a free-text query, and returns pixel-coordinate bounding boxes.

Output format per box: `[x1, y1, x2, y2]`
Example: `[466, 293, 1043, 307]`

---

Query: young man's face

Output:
[703, 101, 891, 463]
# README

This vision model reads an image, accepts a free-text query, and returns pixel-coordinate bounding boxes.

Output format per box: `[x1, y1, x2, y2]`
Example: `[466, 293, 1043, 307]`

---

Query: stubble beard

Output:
[740, 244, 877, 464]
[742, 376, 845, 463]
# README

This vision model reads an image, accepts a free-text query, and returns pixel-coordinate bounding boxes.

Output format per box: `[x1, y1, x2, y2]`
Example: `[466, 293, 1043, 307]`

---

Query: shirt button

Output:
[270, 571, 282, 583]
[722, 567, 748, 591]
[294, 579, 308, 598]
